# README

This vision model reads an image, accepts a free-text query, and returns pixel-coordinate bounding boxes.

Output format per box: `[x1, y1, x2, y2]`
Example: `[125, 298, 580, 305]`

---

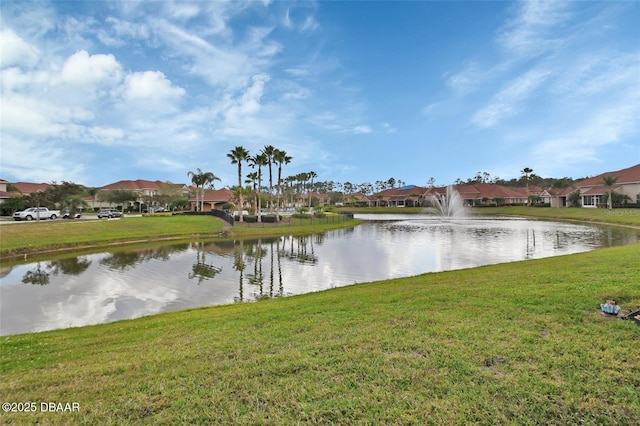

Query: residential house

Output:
[8, 182, 53, 196]
[98, 179, 190, 211]
[541, 186, 577, 208]
[370, 185, 430, 207]
[0, 181, 54, 209]
[572, 163, 640, 208]
[342, 192, 373, 207]
[426, 184, 528, 207]
[191, 188, 234, 212]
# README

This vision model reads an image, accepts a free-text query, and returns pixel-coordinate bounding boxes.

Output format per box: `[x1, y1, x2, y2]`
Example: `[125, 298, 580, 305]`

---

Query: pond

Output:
[1, 215, 638, 335]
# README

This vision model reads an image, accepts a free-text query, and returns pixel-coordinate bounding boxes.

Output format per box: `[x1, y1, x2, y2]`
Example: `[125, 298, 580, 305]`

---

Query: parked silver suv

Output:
[97, 209, 123, 219]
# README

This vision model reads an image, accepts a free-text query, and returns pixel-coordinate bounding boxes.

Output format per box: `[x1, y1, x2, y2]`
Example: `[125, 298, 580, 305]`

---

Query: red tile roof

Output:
[575, 164, 640, 187]
[10, 182, 53, 194]
[440, 184, 526, 200]
[582, 185, 623, 195]
[100, 180, 187, 190]
[196, 188, 233, 202]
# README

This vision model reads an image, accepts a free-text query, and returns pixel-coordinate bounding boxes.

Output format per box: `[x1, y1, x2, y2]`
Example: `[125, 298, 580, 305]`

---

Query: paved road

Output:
[0, 215, 142, 225]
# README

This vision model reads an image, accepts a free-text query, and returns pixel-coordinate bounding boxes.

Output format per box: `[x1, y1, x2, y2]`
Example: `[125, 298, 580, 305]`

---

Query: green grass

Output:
[473, 206, 640, 227]
[0, 216, 361, 259]
[1, 244, 638, 424]
[336, 205, 640, 227]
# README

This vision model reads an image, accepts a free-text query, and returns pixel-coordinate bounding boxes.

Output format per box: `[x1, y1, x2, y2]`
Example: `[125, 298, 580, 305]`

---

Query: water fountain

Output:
[430, 185, 466, 217]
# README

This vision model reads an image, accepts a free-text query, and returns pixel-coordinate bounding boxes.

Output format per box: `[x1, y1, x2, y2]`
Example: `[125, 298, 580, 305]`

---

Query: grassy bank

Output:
[1, 244, 638, 424]
[0, 215, 361, 259]
[336, 205, 640, 227]
[475, 206, 640, 227]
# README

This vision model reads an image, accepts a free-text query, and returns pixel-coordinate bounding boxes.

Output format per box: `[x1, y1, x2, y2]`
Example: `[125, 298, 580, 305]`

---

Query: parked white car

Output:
[13, 207, 61, 221]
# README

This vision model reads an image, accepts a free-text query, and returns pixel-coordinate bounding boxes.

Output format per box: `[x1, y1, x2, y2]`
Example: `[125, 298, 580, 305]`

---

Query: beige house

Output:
[572, 164, 640, 208]
[191, 188, 234, 212]
[0, 181, 54, 210]
[97, 179, 190, 211]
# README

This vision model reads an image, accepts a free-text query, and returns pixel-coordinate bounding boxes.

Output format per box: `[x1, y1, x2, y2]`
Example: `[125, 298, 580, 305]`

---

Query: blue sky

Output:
[1, 0, 639, 189]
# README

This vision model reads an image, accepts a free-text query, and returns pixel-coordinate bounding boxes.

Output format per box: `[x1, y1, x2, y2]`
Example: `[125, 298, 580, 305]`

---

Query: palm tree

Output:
[308, 170, 317, 208]
[284, 175, 296, 209]
[61, 194, 89, 215]
[200, 171, 221, 212]
[261, 145, 276, 213]
[227, 146, 250, 222]
[521, 167, 533, 205]
[273, 149, 292, 219]
[245, 172, 258, 217]
[296, 172, 308, 208]
[601, 175, 619, 209]
[187, 168, 204, 211]
[249, 153, 269, 222]
[187, 168, 220, 212]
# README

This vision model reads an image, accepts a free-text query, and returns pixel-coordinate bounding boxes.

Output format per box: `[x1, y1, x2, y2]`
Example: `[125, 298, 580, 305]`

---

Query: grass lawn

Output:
[1, 244, 638, 424]
[475, 206, 640, 227]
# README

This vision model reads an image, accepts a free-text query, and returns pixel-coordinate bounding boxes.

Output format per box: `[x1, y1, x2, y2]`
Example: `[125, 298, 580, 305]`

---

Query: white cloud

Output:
[123, 70, 185, 101]
[472, 68, 551, 128]
[283, 8, 293, 29]
[0, 134, 87, 184]
[285, 67, 310, 77]
[552, 52, 640, 98]
[98, 16, 151, 46]
[445, 62, 481, 93]
[533, 95, 640, 168]
[62, 50, 123, 87]
[301, 15, 319, 33]
[222, 73, 269, 119]
[352, 125, 372, 134]
[381, 122, 396, 134]
[0, 95, 92, 136]
[498, 0, 572, 57]
[0, 28, 40, 68]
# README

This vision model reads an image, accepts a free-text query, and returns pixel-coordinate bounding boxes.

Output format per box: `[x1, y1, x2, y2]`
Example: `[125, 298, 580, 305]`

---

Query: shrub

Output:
[235, 215, 257, 222]
[261, 215, 281, 223]
[142, 212, 173, 217]
[292, 213, 312, 219]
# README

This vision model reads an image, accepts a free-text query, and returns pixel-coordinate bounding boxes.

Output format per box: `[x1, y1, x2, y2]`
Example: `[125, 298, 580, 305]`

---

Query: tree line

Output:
[3, 162, 628, 217]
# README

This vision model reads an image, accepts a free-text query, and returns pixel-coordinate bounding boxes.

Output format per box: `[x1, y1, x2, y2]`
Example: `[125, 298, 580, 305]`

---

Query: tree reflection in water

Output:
[233, 240, 246, 302]
[21, 262, 50, 285]
[188, 242, 222, 284]
[22, 257, 93, 285]
[48, 257, 92, 276]
[100, 245, 188, 270]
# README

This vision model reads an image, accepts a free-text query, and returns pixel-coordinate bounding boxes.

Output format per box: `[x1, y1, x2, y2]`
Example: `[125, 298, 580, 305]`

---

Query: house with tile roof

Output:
[98, 179, 191, 211]
[7, 182, 54, 195]
[425, 184, 528, 207]
[572, 163, 640, 208]
[540, 186, 578, 208]
[0, 181, 55, 212]
[370, 185, 430, 207]
[192, 188, 234, 212]
[341, 192, 373, 207]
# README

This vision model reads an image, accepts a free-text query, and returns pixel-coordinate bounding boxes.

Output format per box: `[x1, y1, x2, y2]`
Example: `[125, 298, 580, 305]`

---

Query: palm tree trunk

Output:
[237, 165, 243, 222]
